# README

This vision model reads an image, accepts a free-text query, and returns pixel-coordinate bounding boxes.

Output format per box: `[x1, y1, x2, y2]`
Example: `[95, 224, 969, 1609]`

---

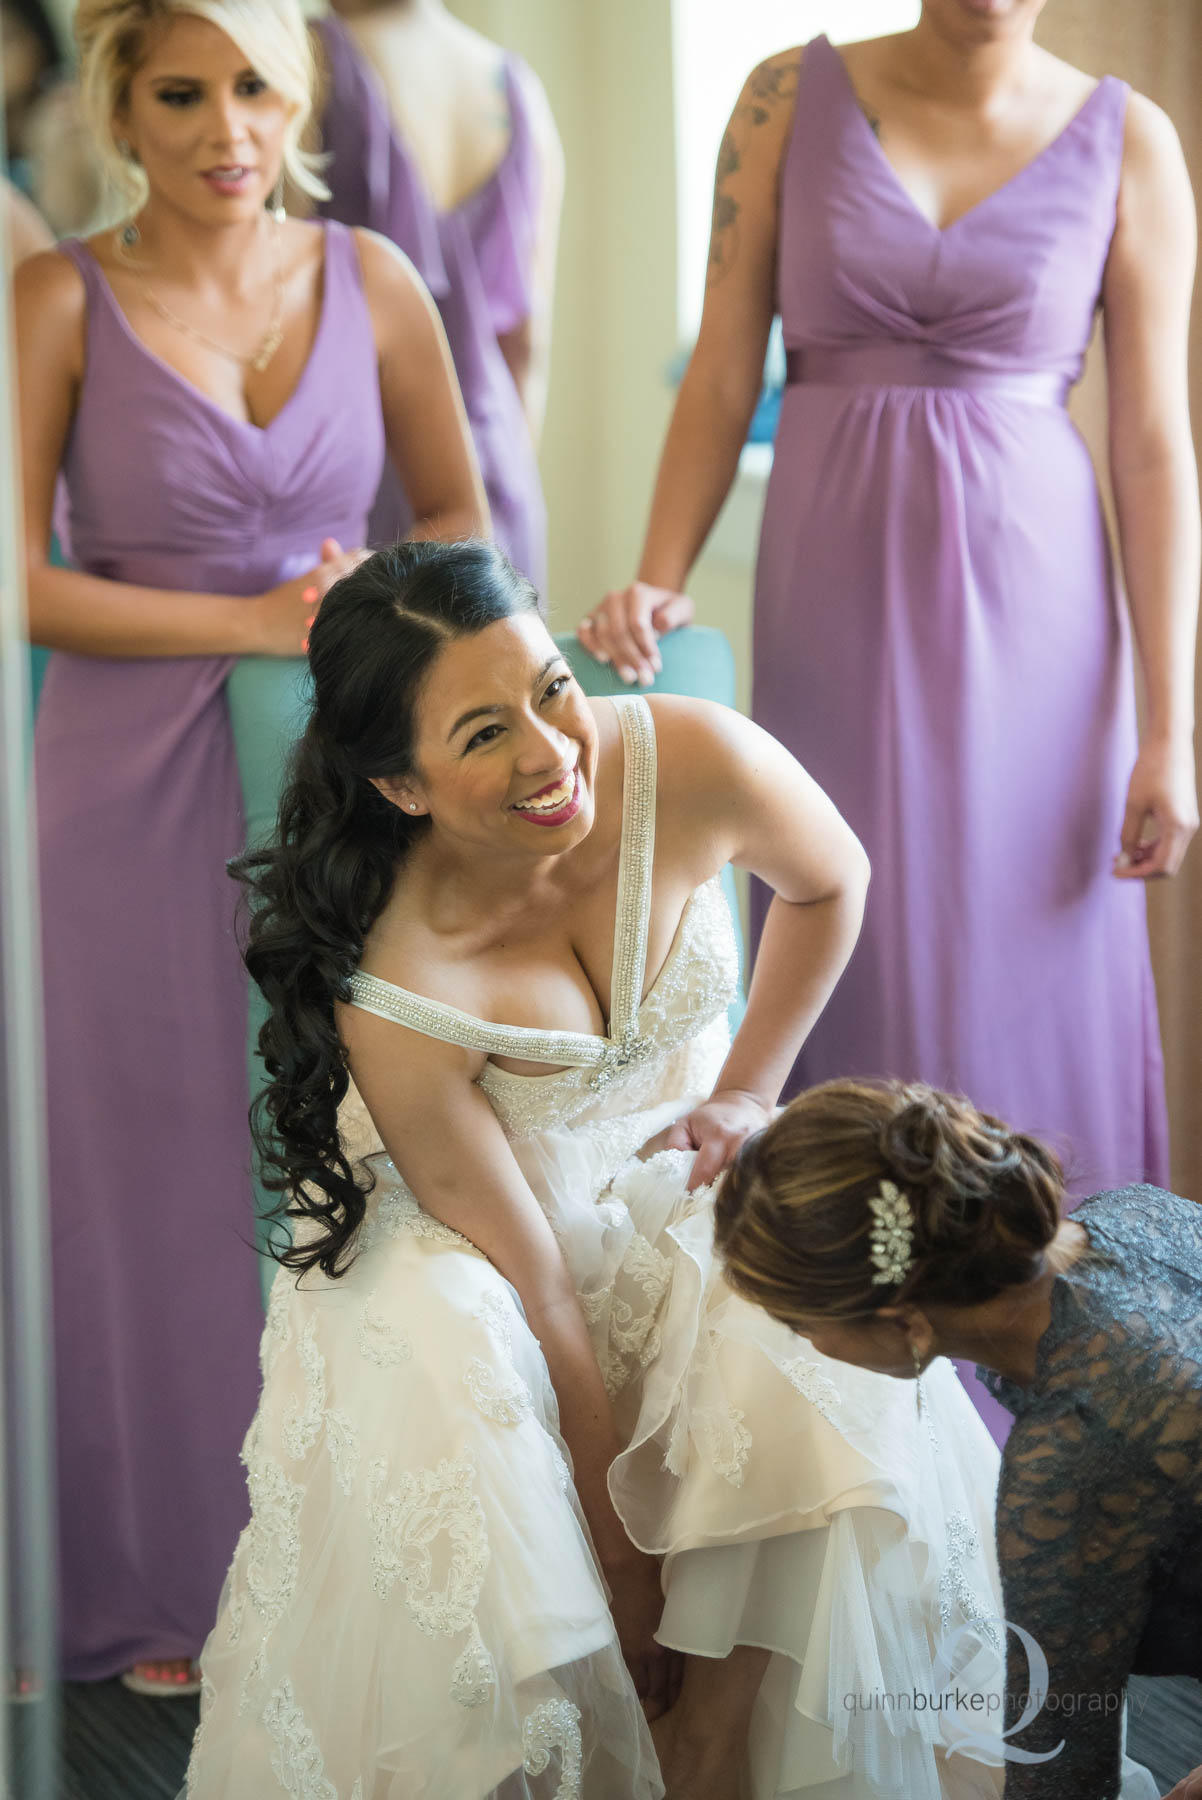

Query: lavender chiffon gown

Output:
[39, 221, 384, 1677]
[316, 15, 547, 594]
[753, 40, 1169, 1441]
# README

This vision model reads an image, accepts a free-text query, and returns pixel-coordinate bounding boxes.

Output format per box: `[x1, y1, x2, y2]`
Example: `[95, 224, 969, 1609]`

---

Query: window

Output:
[672, 0, 920, 338]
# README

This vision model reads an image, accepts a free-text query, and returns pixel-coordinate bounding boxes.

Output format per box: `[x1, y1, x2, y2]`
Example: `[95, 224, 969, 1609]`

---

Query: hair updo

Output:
[233, 539, 540, 1281]
[714, 1079, 1064, 1328]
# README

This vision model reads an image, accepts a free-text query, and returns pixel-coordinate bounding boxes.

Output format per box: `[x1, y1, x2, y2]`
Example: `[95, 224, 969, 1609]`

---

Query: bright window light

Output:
[672, 0, 920, 337]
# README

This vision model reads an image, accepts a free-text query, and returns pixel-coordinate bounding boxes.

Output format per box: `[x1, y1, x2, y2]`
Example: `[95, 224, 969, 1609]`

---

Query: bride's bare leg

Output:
[650, 1646, 771, 1800]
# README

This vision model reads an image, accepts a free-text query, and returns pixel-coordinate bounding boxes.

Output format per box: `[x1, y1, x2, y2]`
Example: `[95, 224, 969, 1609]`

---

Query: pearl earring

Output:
[408, 803, 418, 812]
[269, 175, 286, 226]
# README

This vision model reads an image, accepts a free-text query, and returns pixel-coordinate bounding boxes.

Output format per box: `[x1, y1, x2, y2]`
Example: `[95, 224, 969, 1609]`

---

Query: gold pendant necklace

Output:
[113, 215, 286, 374]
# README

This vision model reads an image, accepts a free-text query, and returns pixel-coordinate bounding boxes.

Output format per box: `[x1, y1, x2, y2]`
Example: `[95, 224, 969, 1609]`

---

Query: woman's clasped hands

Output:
[255, 536, 371, 656]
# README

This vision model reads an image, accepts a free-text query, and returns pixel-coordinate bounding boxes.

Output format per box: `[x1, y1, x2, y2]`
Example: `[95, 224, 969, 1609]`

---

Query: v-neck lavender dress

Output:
[753, 40, 1169, 1440]
[38, 221, 384, 1678]
[315, 15, 547, 595]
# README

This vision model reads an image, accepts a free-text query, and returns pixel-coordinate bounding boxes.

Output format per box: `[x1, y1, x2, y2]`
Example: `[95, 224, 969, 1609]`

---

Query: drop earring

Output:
[268, 175, 286, 226]
[911, 1341, 924, 1418]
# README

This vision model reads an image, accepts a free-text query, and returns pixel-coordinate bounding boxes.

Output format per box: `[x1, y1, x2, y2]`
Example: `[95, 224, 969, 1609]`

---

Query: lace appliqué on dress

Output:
[241, 1420, 304, 1628]
[463, 1356, 534, 1425]
[664, 1324, 753, 1486]
[261, 1274, 294, 1382]
[362, 1186, 482, 1254]
[692, 1403, 752, 1486]
[325, 1409, 360, 1497]
[366, 1454, 490, 1631]
[282, 1319, 326, 1460]
[184, 1676, 217, 1796]
[940, 1512, 1001, 1648]
[778, 1353, 842, 1427]
[358, 1291, 414, 1367]
[522, 1697, 584, 1800]
[262, 1678, 338, 1800]
[238, 1641, 267, 1717]
[450, 1622, 497, 1709]
[474, 1289, 516, 1355]
[581, 1227, 674, 1400]
[225, 1581, 247, 1648]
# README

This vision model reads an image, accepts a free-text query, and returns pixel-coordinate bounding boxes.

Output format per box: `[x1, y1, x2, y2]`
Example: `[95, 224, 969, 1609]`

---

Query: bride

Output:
[186, 539, 1009, 1799]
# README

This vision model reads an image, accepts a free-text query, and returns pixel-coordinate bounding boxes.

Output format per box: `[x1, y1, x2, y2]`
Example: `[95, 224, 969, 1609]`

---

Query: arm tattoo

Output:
[706, 51, 800, 290]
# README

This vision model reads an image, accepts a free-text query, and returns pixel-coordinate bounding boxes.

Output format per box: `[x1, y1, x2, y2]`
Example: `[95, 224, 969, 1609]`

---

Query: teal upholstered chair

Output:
[224, 657, 317, 1292]
[28, 644, 51, 713]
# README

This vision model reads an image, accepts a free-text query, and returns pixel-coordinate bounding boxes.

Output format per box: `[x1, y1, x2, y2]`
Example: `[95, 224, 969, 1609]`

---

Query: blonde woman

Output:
[15, 0, 485, 1694]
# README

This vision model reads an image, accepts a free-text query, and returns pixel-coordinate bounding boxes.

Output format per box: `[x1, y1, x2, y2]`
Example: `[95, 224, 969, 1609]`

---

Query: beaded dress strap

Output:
[608, 696, 656, 1041]
[346, 695, 657, 1070]
[345, 975, 605, 1066]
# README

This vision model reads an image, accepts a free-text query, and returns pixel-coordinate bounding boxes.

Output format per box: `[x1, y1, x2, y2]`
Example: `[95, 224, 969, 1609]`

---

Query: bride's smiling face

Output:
[388, 615, 600, 854]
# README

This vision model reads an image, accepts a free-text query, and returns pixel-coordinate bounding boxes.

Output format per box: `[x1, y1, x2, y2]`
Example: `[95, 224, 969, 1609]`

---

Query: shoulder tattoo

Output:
[707, 51, 801, 290]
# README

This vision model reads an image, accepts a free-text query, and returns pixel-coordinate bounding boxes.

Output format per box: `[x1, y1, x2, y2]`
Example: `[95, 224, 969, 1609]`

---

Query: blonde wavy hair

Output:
[74, 0, 329, 214]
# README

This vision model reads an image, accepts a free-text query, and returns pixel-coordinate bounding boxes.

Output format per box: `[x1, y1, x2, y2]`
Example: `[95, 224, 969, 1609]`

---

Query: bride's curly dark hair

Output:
[232, 538, 540, 1280]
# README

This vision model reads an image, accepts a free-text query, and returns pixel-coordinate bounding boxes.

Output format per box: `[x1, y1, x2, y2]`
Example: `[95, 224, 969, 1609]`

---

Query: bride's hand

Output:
[644, 1089, 772, 1191]
[604, 1551, 680, 1721]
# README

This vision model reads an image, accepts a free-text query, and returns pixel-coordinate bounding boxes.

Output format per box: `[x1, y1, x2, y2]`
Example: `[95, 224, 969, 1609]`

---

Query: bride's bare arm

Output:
[651, 696, 871, 1184]
[335, 1010, 673, 1713]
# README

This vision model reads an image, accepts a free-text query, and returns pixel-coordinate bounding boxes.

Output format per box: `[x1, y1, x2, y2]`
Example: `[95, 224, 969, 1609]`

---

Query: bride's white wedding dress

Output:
[186, 697, 1032, 1799]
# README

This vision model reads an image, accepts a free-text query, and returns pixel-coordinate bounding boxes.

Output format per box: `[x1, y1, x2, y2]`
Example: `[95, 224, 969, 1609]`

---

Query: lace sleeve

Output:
[996, 1360, 1177, 1796]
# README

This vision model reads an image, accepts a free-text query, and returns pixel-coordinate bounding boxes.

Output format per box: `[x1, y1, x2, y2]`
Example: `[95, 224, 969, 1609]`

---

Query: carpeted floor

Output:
[6, 1672, 1199, 1796]
[11, 1681, 198, 1800]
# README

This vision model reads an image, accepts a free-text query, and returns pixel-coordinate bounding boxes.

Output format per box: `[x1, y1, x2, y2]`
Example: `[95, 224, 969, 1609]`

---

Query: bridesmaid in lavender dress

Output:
[15, 0, 485, 1692]
[315, 0, 562, 594]
[581, 0, 1200, 1443]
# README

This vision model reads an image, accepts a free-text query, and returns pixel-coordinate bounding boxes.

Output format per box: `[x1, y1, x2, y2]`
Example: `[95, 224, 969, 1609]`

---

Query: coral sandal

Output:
[120, 1659, 202, 1698]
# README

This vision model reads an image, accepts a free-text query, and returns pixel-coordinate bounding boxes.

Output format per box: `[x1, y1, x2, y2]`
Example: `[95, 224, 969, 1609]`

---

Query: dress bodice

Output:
[56, 221, 385, 598]
[344, 696, 740, 1145]
[780, 36, 1128, 390]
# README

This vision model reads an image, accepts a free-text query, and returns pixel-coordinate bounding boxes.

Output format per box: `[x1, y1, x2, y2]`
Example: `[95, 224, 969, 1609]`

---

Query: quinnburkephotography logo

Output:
[840, 1617, 1128, 1766]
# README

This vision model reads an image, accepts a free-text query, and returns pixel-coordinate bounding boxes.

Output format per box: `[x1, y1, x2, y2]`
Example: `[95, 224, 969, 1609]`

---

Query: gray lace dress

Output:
[981, 1186, 1202, 1798]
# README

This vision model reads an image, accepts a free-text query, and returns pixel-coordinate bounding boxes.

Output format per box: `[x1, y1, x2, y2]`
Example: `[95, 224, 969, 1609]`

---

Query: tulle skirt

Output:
[184, 1090, 1041, 1798]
